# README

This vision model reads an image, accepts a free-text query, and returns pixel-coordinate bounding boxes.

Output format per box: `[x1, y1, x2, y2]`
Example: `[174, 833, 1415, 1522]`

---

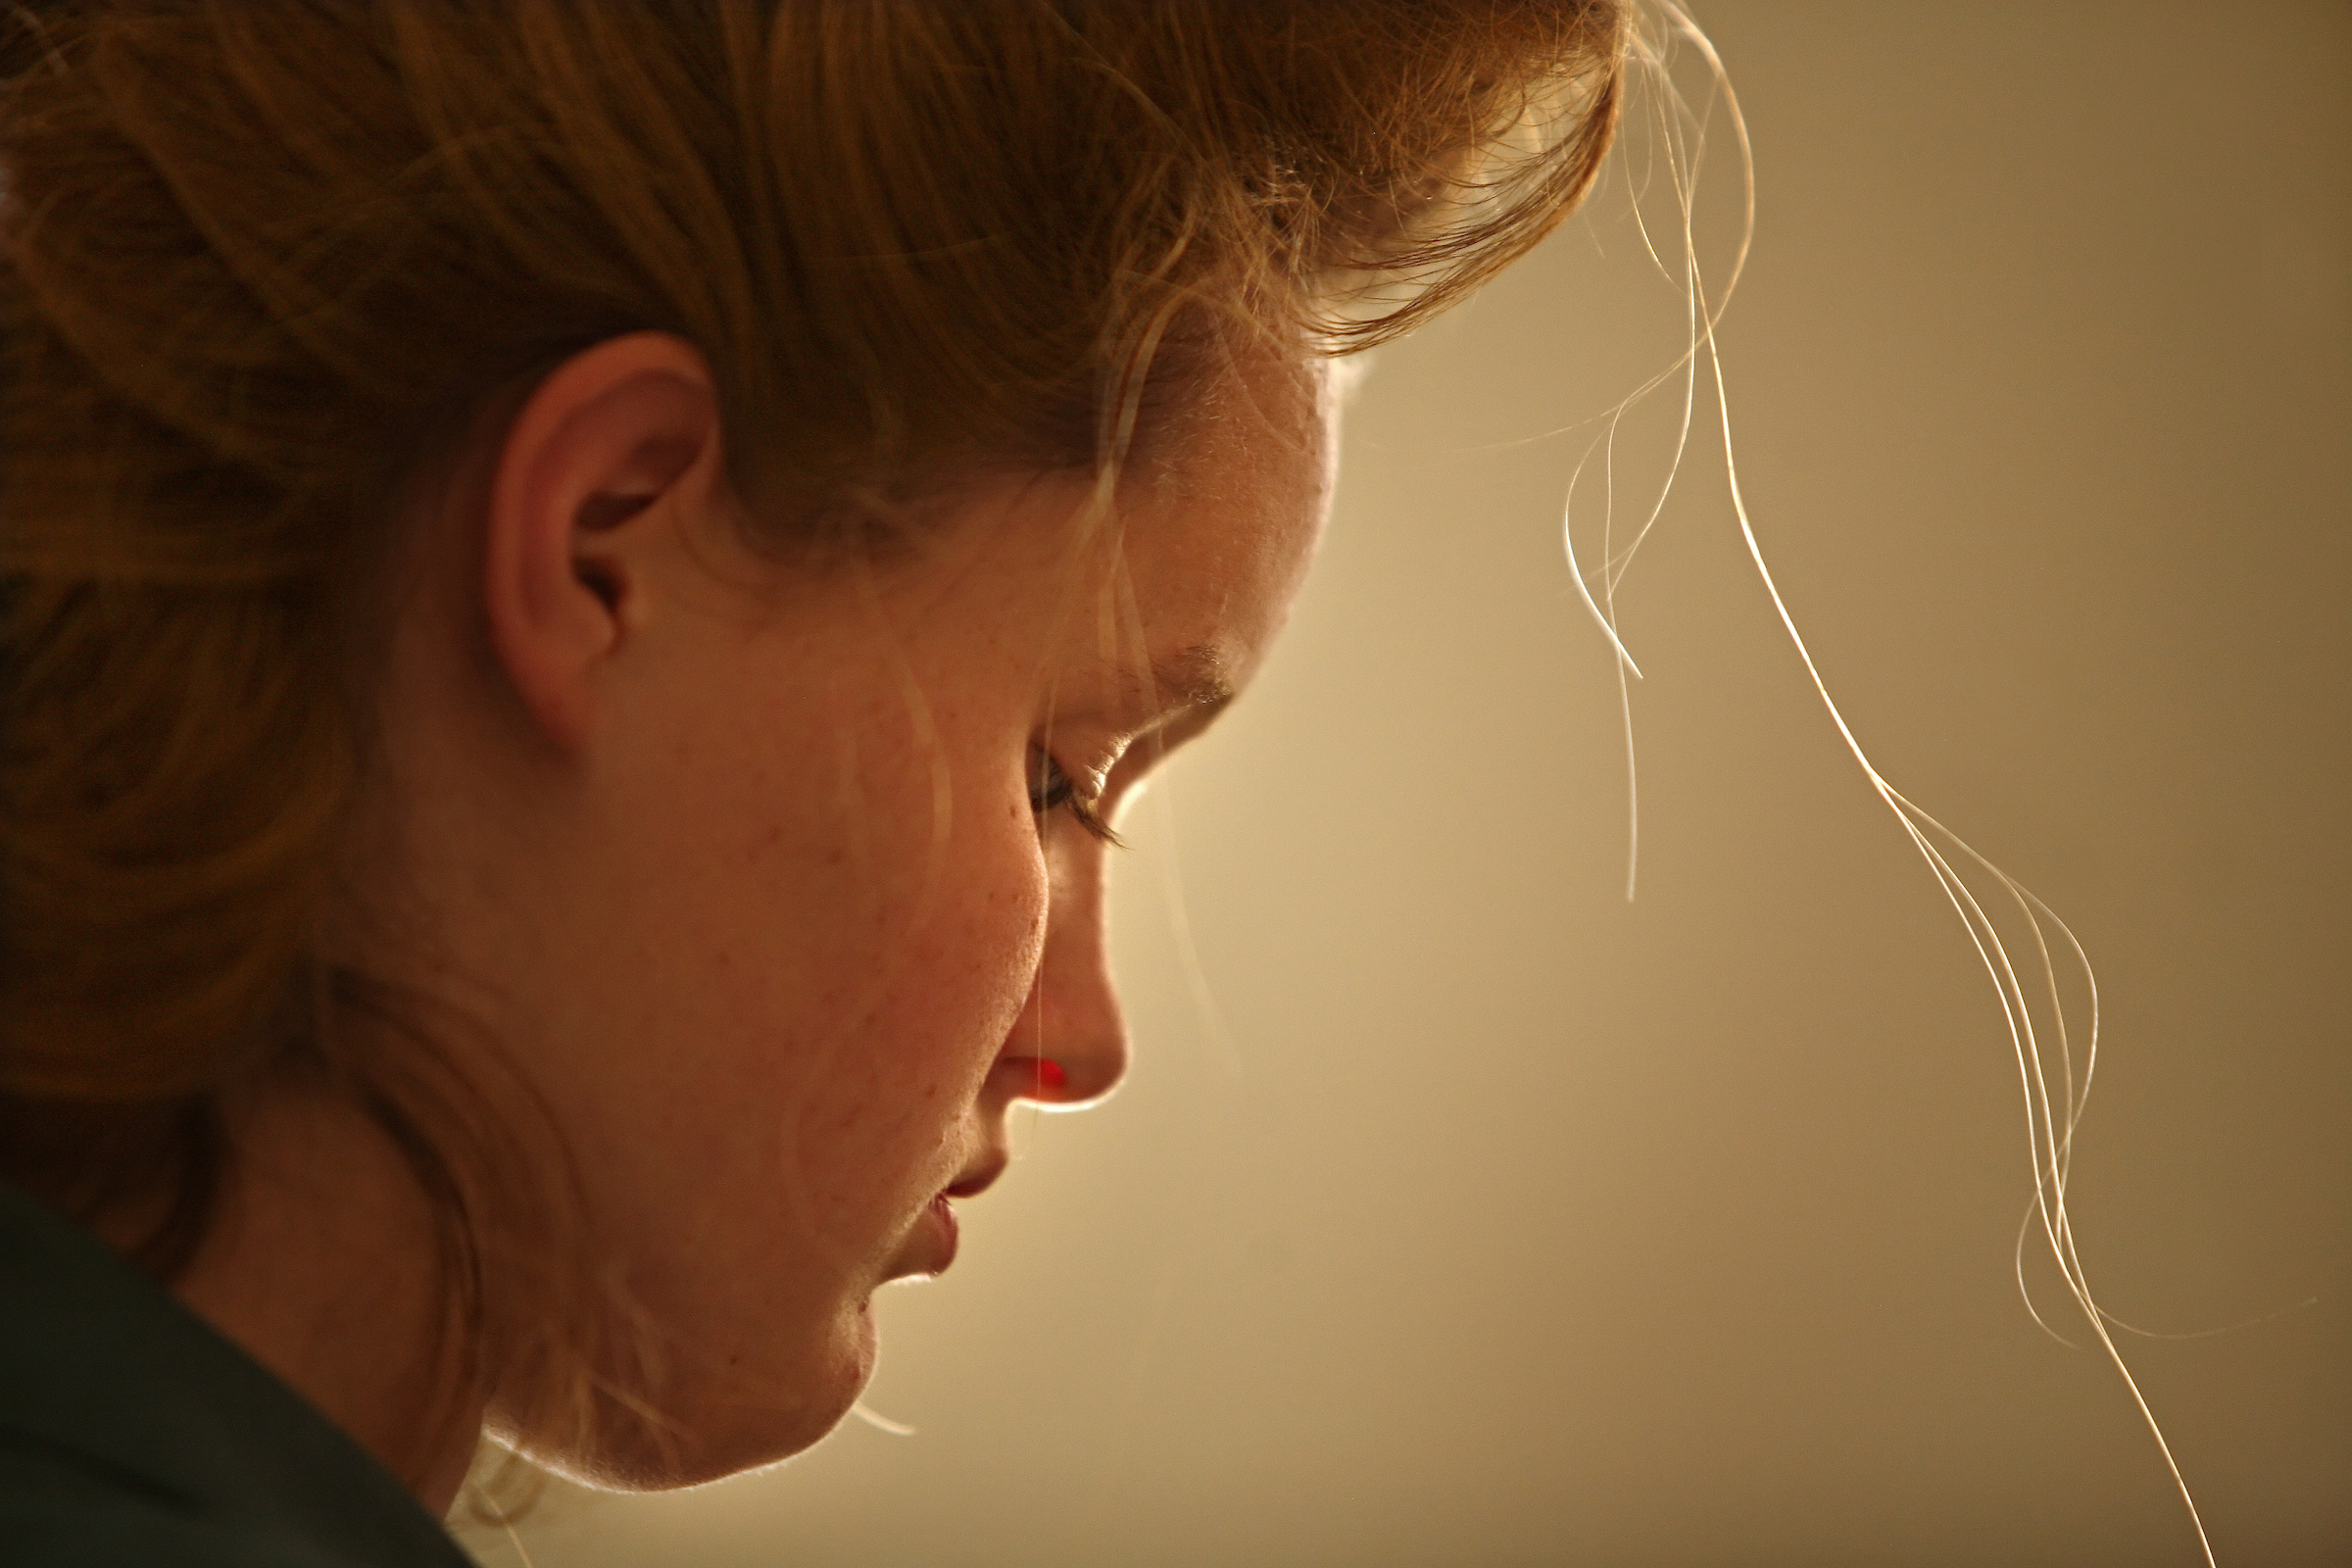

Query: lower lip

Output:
[916, 1193, 959, 1276]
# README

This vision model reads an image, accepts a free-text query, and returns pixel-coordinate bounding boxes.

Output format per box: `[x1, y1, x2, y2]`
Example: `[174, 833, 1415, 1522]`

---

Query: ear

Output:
[481, 332, 723, 751]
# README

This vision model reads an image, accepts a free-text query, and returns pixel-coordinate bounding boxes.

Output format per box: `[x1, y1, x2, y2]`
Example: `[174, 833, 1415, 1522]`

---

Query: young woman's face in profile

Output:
[459, 346, 1337, 1486]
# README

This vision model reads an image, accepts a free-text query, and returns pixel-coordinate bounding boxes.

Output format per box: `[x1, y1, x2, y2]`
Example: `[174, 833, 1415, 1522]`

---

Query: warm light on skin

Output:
[162, 334, 1338, 1512]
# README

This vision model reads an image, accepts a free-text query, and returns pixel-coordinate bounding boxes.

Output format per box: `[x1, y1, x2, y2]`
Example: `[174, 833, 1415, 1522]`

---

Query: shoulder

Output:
[0, 1431, 400, 1567]
[0, 1184, 472, 1568]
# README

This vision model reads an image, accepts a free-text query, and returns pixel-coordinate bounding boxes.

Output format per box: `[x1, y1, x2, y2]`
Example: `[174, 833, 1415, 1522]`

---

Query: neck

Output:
[142, 1084, 487, 1516]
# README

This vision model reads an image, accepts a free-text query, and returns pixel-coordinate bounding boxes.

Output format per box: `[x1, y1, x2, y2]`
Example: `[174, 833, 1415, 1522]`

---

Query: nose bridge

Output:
[1032, 835, 1129, 1105]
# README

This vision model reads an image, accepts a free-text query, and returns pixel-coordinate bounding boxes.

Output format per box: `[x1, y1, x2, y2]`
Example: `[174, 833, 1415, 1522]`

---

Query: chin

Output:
[506, 1299, 880, 1494]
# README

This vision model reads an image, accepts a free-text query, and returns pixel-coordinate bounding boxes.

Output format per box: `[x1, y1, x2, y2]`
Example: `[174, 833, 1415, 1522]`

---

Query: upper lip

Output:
[943, 1152, 1008, 1200]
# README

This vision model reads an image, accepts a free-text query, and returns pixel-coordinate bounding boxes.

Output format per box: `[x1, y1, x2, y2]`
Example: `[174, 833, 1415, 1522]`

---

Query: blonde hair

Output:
[0, 0, 1624, 1468]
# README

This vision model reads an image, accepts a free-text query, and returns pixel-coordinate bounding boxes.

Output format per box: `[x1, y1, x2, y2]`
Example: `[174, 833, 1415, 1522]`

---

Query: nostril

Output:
[1002, 1056, 1068, 1102]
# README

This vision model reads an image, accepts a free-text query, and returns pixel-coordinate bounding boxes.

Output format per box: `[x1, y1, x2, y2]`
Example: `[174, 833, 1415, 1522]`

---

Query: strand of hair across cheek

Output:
[1559, 7, 2217, 1563]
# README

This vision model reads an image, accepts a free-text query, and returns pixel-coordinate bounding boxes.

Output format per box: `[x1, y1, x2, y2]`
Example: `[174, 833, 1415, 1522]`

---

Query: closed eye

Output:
[1028, 749, 1122, 847]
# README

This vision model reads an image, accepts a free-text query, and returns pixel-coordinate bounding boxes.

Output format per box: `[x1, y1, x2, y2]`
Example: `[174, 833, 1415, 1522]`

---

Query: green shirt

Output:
[0, 1182, 474, 1565]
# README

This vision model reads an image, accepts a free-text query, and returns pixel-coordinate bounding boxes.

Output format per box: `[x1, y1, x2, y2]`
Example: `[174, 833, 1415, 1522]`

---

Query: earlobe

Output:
[479, 333, 721, 753]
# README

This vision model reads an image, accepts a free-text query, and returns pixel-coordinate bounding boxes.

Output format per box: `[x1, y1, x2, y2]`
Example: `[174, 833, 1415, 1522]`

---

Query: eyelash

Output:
[1029, 750, 1122, 847]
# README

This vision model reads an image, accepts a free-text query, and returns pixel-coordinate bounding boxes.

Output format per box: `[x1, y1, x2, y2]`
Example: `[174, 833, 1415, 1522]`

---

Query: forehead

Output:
[1101, 347, 1334, 703]
[821, 345, 1333, 726]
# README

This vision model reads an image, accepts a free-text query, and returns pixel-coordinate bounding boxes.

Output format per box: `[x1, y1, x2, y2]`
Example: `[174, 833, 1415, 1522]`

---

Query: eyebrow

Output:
[1115, 642, 1237, 725]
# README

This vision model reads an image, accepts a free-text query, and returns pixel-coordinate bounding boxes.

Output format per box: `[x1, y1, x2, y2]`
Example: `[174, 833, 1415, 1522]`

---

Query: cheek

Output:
[855, 808, 1046, 1085]
[782, 778, 1049, 1210]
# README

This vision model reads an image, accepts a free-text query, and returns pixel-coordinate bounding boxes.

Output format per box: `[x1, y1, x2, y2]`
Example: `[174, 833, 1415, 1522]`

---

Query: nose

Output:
[998, 831, 1130, 1108]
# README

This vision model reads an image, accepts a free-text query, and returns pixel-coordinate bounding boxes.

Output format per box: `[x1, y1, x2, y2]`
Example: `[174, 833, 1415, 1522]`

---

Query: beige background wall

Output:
[498, 4, 2349, 1564]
